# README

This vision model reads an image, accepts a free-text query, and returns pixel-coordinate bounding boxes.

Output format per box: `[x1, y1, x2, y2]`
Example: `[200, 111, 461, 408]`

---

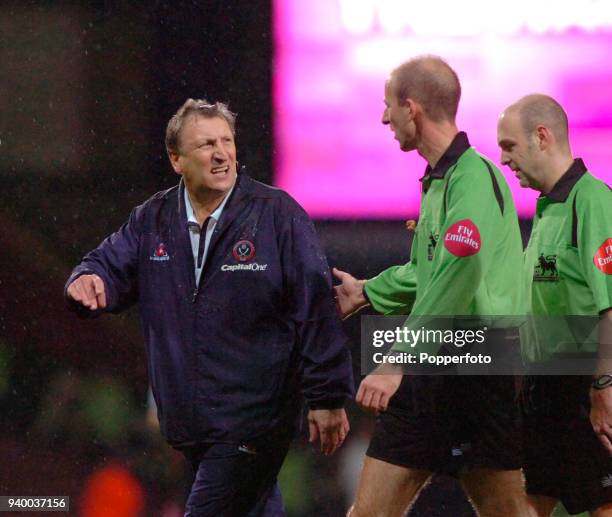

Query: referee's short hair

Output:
[391, 55, 461, 123]
[165, 99, 237, 154]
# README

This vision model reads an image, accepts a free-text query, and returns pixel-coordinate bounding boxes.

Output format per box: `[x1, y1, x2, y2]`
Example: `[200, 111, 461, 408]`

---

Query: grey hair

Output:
[165, 98, 237, 154]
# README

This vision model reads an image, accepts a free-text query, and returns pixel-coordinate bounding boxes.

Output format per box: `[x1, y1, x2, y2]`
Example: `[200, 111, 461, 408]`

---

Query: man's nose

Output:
[500, 152, 509, 165]
[213, 142, 228, 161]
[381, 109, 390, 125]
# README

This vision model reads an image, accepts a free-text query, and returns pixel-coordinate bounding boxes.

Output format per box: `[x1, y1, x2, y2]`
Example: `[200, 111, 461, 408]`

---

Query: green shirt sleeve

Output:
[577, 183, 612, 313]
[364, 247, 417, 315]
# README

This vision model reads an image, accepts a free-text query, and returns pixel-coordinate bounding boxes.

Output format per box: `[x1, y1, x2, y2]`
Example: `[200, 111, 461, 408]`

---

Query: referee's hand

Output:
[356, 368, 402, 415]
[67, 274, 107, 311]
[308, 408, 350, 456]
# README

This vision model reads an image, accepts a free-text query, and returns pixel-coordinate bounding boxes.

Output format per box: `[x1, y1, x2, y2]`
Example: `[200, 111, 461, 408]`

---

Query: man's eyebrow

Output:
[497, 138, 515, 146]
[192, 134, 233, 142]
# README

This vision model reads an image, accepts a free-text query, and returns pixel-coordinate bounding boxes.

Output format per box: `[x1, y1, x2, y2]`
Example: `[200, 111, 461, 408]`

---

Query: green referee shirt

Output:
[364, 132, 525, 353]
[522, 158, 612, 363]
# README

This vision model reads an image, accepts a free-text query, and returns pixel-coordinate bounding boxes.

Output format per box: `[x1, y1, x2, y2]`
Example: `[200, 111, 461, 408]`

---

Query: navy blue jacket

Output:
[66, 173, 354, 446]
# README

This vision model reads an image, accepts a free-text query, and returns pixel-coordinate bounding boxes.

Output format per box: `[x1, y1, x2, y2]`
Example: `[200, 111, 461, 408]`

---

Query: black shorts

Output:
[522, 375, 612, 515]
[367, 375, 522, 476]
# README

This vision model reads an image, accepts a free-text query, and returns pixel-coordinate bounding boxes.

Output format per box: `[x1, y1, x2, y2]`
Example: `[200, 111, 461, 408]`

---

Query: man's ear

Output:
[404, 98, 418, 120]
[168, 151, 182, 175]
[535, 125, 552, 150]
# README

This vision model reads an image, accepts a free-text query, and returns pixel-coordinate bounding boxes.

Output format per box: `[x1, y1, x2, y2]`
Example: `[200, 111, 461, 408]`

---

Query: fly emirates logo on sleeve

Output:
[594, 238, 612, 274]
[443, 219, 481, 257]
[221, 240, 268, 272]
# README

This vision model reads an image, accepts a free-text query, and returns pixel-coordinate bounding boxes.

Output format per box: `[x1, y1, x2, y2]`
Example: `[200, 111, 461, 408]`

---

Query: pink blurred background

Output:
[274, 0, 612, 218]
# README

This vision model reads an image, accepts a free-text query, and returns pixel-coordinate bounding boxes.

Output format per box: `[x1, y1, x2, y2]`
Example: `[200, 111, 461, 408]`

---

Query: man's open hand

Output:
[308, 408, 350, 456]
[67, 274, 107, 311]
[332, 268, 368, 319]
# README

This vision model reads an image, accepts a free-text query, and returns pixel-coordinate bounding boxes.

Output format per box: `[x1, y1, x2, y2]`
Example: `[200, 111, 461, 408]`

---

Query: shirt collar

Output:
[184, 184, 234, 227]
[422, 131, 471, 180]
[542, 158, 587, 202]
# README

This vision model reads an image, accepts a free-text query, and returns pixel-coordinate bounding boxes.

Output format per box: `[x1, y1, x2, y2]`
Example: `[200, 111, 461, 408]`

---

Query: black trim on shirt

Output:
[571, 194, 579, 248]
[422, 131, 471, 180]
[543, 158, 587, 203]
[481, 158, 505, 216]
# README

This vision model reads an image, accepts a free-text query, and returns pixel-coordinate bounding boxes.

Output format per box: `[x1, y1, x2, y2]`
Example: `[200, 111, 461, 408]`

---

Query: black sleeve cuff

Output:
[307, 397, 349, 410]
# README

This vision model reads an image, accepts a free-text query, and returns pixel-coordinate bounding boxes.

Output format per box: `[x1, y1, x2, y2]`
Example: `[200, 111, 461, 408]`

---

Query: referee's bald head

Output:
[506, 94, 570, 150]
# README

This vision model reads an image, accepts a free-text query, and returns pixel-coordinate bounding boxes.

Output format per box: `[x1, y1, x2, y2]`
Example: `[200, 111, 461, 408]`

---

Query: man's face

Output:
[169, 115, 237, 196]
[382, 79, 416, 152]
[497, 110, 541, 189]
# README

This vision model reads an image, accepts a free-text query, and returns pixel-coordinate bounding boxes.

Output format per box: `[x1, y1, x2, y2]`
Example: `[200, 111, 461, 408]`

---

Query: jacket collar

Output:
[422, 131, 471, 180]
[542, 158, 587, 202]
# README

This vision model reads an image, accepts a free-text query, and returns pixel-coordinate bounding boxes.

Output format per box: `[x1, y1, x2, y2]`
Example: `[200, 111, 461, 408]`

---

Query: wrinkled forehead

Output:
[174, 114, 234, 153]
[185, 113, 232, 132]
[179, 114, 233, 142]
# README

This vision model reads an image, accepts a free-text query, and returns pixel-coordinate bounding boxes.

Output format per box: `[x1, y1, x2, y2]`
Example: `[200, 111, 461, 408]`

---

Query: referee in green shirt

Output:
[334, 55, 529, 517]
[498, 94, 612, 516]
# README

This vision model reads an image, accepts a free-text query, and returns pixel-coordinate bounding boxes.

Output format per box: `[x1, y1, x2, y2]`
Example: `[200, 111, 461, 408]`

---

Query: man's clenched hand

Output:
[67, 274, 107, 311]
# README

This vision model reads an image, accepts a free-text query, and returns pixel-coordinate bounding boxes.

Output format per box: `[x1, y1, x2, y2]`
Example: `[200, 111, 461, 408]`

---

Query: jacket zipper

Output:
[191, 216, 213, 304]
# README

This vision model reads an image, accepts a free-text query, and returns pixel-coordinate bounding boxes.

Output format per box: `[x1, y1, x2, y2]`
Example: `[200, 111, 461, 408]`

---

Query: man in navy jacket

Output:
[65, 99, 354, 516]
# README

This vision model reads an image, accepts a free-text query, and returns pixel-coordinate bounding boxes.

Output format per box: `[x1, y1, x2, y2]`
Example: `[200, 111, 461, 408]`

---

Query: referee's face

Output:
[382, 79, 417, 153]
[169, 115, 238, 198]
[497, 110, 541, 190]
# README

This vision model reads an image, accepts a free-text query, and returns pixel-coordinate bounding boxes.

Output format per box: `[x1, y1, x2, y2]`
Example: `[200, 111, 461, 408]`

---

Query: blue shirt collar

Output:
[184, 184, 234, 227]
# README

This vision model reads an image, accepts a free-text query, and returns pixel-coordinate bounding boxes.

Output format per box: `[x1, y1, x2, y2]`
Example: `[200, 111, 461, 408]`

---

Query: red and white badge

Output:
[594, 238, 612, 274]
[232, 240, 256, 262]
[443, 219, 481, 257]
